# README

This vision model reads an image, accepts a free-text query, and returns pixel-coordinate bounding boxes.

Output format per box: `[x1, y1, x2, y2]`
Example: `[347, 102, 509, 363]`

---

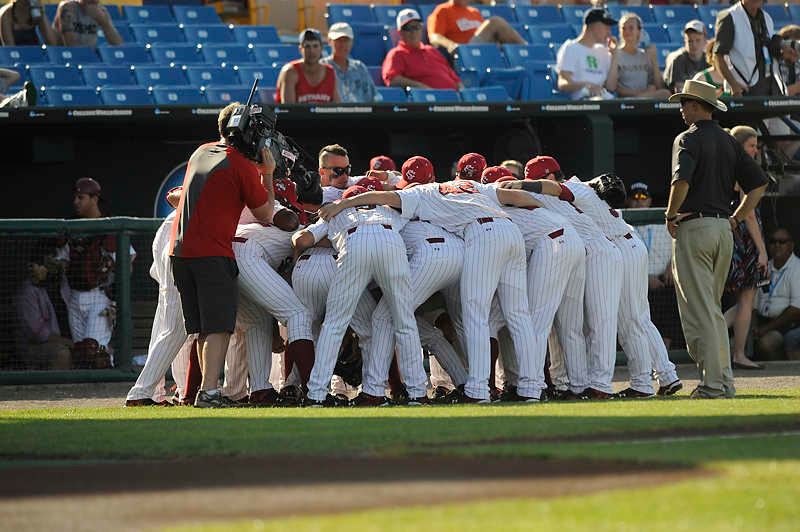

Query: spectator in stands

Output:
[321, 22, 376, 103]
[753, 227, 800, 360]
[15, 248, 73, 370]
[664, 20, 708, 94]
[778, 25, 800, 96]
[611, 13, 670, 99]
[382, 8, 463, 90]
[713, 0, 798, 96]
[276, 28, 340, 104]
[426, 0, 526, 56]
[53, 0, 123, 48]
[500, 159, 524, 180]
[555, 8, 619, 100]
[692, 39, 731, 99]
[0, 68, 35, 108]
[0, 0, 59, 45]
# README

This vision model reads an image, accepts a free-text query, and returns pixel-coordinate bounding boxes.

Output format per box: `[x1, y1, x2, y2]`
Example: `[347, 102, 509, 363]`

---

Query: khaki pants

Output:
[672, 217, 735, 397]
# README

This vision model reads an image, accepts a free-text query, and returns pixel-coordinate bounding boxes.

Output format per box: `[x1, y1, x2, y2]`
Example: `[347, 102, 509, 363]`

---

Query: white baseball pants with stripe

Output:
[67, 287, 114, 347]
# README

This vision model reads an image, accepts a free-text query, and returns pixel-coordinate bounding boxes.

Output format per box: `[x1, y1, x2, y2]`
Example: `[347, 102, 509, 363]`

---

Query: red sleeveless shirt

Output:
[275, 61, 336, 103]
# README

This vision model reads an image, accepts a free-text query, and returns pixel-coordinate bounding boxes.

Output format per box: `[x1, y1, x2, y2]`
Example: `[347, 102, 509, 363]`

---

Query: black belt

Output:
[426, 237, 445, 243]
[680, 212, 726, 224]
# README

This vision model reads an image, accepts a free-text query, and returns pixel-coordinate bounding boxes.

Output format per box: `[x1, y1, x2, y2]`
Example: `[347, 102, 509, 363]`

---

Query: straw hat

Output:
[668, 79, 727, 112]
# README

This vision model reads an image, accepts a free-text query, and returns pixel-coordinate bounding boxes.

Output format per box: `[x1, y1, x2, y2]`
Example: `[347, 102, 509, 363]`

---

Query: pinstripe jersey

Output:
[398, 180, 509, 236]
[563, 177, 629, 239]
[529, 187, 598, 243]
[151, 211, 177, 284]
[306, 205, 409, 251]
[322, 186, 346, 204]
[234, 221, 293, 268]
[500, 202, 572, 251]
[400, 220, 458, 255]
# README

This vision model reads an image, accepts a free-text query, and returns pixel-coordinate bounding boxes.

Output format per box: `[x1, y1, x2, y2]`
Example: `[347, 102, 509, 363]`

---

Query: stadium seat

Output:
[45, 4, 58, 22]
[98, 44, 152, 65]
[373, 5, 407, 27]
[0, 45, 48, 66]
[350, 23, 386, 67]
[367, 65, 382, 86]
[29, 65, 85, 88]
[201, 44, 255, 65]
[205, 86, 252, 104]
[43, 87, 101, 106]
[80, 65, 137, 87]
[105, 4, 124, 22]
[529, 74, 557, 100]
[458, 69, 480, 89]
[696, 6, 725, 27]
[455, 44, 526, 99]
[98, 24, 133, 46]
[476, 5, 516, 23]
[374, 86, 407, 102]
[236, 65, 282, 87]
[258, 87, 277, 104]
[408, 88, 459, 102]
[184, 65, 240, 87]
[789, 5, 800, 23]
[133, 65, 190, 87]
[326, 4, 375, 24]
[100, 86, 155, 106]
[643, 24, 670, 45]
[123, 5, 175, 24]
[152, 86, 206, 104]
[182, 24, 235, 44]
[150, 43, 205, 64]
[665, 24, 686, 45]
[764, 5, 792, 25]
[655, 44, 675, 70]
[652, 6, 699, 26]
[44, 46, 101, 64]
[514, 5, 563, 25]
[232, 25, 280, 45]
[172, 5, 222, 25]
[560, 6, 590, 27]
[607, 6, 655, 24]
[527, 25, 574, 46]
[502, 44, 555, 66]
[130, 23, 186, 44]
[252, 44, 300, 67]
[460, 85, 509, 102]
[417, 4, 438, 26]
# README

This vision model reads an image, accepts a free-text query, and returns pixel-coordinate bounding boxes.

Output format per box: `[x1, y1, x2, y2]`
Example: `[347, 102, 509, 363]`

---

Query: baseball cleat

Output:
[579, 387, 616, 400]
[406, 396, 431, 406]
[614, 387, 656, 399]
[432, 386, 454, 401]
[349, 392, 391, 407]
[248, 388, 283, 407]
[432, 388, 461, 404]
[124, 398, 173, 407]
[193, 390, 241, 408]
[657, 379, 683, 396]
[307, 394, 347, 408]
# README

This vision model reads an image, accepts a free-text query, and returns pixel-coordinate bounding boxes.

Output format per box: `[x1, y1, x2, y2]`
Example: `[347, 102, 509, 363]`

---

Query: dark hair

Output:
[771, 227, 793, 240]
[698, 99, 716, 113]
[551, 169, 566, 182]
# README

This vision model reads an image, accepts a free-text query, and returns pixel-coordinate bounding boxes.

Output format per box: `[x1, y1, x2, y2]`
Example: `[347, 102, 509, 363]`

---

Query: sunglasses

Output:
[632, 192, 649, 200]
[769, 238, 791, 245]
[401, 22, 422, 31]
[323, 165, 351, 176]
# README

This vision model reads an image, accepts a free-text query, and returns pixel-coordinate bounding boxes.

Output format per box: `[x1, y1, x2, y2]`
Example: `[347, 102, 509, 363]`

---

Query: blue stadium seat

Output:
[476, 5, 516, 23]
[408, 88, 459, 103]
[100, 86, 155, 105]
[152, 86, 206, 104]
[98, 44, 152, 65]
[105, 4, 124, 22]
[80, 65, 137, 87]
[529, 74, 558, 100]
[45, 46, 101, 64]
[655, 44, 676, 70]
[184, 65, 240, 87]
[455, 44, 526, 99]
[458, 69, 479, 89]
[43, 87, 101, 106]
[607, 6, 655, 24]
[350, 22, 386, 66]
[789, 5, 800, 23]
[374, 86, 407, 102]
[460, 85, 509, 102]
[417, 4, 438, 26]
[201, 44, 255, 65]
[514, 5, 562, 25]
[258, 87, 277, 104]
[150, 43, 205, 64]
[232, 25, 280, 45]
[652, 6, 699, 26]
[373, 5, 407, 27]
[0, 45, 47, 66]
[236, 65, 282, 86]
[643, 24, 670, 45]
[172, 5, 222, 25]
[98, 24, 133, 46]
[527, 24, 574, 46]
[130, 23, 186, 44]
[367, 65, 382, 86]
[327, 4, 375, 24]
[183, 24, 235, 44]
[28, 65, 84, 88]
[503, 44, 555, 66]
[133, 65, 189, 87]
[45, 4, 58, 22]
[696, 6, 725, 27]
[252, 44, 300, 66]
[560, 6, 590, 27]
[205, 86, 252, 104]
[764, 5, 792, 25]
[123, 5, 175, 24]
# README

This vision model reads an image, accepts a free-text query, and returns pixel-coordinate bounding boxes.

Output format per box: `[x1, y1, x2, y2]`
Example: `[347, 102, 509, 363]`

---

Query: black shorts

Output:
[171, 256, 239, 334]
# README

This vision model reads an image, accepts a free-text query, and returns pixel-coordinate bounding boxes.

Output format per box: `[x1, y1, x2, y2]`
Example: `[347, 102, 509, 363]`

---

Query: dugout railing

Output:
[0, 209, 690, 385]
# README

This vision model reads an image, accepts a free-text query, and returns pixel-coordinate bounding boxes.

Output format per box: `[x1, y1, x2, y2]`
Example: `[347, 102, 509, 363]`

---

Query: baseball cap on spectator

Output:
[74, 177, 101, 195]
[457, 152, 487, 181]
[481, 165, 513, 184]
[684, 20, 705, 34]
[299, 28, 323, 44]
[328, 22, 354, 41]
[342, 185, 369, 199]
[397, 155, 434, 189]
[355, 176, 384, 191]
[583, 8, 617, 26]
[396, 8, 422, 31]
[525, 156, 561, 180]
[630, 182, 650, 199]
[370, 155, 396, 171]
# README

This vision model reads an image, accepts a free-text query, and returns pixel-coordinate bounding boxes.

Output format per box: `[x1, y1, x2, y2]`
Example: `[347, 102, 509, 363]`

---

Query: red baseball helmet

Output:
[397, 156, 434, 189]
[525, 156, 561, 180]
[456, 153, 487, 181]
[342, 185, 369, 199]
[480, 165, 513, 184]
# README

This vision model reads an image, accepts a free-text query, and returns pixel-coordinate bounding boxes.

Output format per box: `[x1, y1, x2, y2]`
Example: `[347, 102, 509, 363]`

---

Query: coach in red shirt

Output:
[382, 8, 463, 90]
[169, 102, 275, 408]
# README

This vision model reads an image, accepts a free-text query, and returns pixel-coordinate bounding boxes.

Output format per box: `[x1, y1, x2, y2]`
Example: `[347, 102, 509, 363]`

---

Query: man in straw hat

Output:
[664, 79, 768, 399]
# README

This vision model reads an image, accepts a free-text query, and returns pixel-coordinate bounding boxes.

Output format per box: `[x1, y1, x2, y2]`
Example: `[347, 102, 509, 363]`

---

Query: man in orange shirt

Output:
[428, 0, 526, 55]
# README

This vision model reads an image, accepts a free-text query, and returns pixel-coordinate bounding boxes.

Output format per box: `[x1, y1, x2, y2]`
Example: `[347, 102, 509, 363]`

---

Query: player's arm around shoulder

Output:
[495, 187, 543, 208]
[499, 179, 562, 196]
[318, 191, 402, 221]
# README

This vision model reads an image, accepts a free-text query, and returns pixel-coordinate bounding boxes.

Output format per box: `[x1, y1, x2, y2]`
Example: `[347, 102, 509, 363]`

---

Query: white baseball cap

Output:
[328, 22, 354, 41]
[684, 19, 705, 34]
[396, 8, 422, 31]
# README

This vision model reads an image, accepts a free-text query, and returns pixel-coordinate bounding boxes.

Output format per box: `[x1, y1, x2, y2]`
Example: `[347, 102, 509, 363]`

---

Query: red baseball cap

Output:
[456, 153, 487, 181]
[342, 185, 368, 199]
[369, 155, 396, 171]
[355, 176, 383, 192]
[525, 156, 561, 180]
[397, 156, 434, 189]
[74, 177, 101, 195]
[480, 165, 513, 184]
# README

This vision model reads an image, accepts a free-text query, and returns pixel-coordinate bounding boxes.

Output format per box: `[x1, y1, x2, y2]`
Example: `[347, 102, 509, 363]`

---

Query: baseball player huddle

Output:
[126, 146, 683, 408]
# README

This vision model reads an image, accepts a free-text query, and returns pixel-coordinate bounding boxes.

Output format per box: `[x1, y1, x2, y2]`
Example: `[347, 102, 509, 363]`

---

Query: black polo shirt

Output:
[671, 120, 767, 216]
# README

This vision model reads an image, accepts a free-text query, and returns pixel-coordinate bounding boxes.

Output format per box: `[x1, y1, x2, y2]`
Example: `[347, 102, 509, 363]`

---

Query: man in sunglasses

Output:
[317, 144, 403, 205]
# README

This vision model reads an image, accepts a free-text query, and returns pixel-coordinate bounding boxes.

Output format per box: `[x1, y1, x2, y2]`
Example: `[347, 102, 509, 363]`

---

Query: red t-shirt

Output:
[169, 142, 269, 259]
[382, 41, 461, 90]
[275, 60, 336, 104]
